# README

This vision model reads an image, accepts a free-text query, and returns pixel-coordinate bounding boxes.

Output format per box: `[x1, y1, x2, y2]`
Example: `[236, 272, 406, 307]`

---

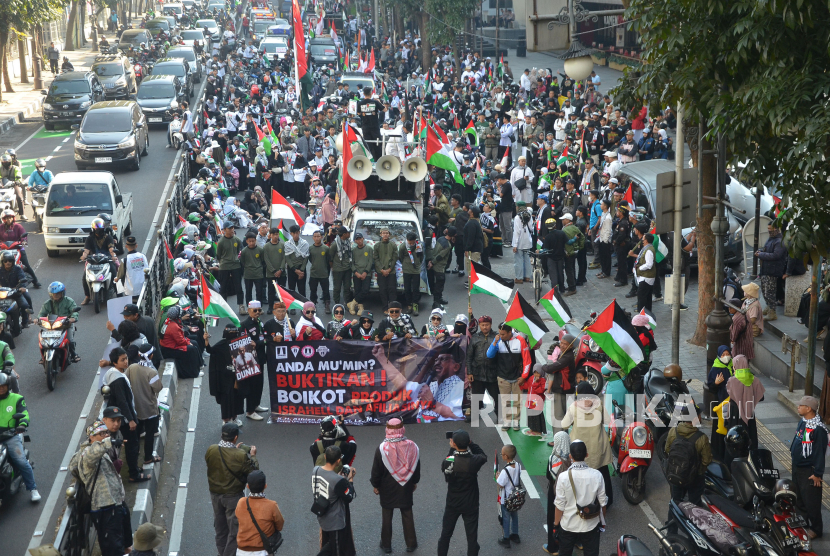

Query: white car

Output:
[260, 37, 289, 59]
[180, 28, 210, 50]
[266, 18, 291, 37]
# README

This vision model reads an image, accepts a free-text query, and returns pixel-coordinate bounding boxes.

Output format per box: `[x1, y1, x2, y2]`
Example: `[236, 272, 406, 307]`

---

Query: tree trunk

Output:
[65, 1, 79, 51]
[417, 12, 430, 72]
[690, 124, 717, 346]
[2, 39, 14, 93]
[452, 33, 462, 79]
[18, 36, 29, 84]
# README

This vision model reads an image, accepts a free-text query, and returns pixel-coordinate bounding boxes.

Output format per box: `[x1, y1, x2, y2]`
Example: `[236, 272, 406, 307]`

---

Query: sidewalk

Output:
[0, 45, 100, 137]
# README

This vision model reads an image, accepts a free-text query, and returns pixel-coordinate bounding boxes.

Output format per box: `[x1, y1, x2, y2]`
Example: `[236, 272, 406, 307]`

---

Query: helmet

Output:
[774, 479, 797, 507]
[663, 364, 683, 380]
[0, 312, 7, 325]
[1, 251, 15, 265]
[98, 213, 112, 225]
[545, 217, 556, 230]
[140, 42, 147, 49]
[0, 154, 10, 164]
[48, 281, 66, 295]
[5, 148, 16, 158]
[725, 425, 750, 458]
[187, 212, 201, 223]
[198, 167, 211, 179]
[0, 373, 9, 388]
[91, 217, 107, 230]
[1, 209, 14, 221]
[35, 158, 46, 169]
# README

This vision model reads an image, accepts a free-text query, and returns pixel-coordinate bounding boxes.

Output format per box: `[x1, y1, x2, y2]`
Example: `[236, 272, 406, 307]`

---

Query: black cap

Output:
[121, 304, 140, 316]
[102, 406, 123, 419]
[221, 422, 240, 441]
[452, 429, 470, 449]
[445, 226, 458, 237]
[247, 470, 266, 493]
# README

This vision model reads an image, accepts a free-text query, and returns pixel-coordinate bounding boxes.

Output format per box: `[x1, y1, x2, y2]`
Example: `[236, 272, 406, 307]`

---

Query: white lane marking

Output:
[44, 156, 52, 162]
[33, 258, 43, 270]
[25, 372, 101, 553]
[520, 469, 540, 499]
[166, 375, 203, 554]
[14, 125, 44, 151]
[639, 499, 662, 527]
[52, 146, 60, 152]
[62, 137, 70, 143]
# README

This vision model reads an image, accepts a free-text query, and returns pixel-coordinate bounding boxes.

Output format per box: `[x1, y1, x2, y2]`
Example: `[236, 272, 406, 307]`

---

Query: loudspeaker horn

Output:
[401, 157, 428, 182]
[375, 155, 401, 181]
[347, 155, 372, 181]
[334, 132, 344, 152]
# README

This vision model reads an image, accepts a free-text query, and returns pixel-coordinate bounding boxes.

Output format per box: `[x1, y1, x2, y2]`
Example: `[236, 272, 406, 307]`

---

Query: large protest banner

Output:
[267, 337, 469, 424]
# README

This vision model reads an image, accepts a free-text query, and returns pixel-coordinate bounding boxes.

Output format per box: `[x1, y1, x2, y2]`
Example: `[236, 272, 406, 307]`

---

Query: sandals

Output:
[143, 456, 162, 465]
[81, 297, 90, 306]
[70, 354, 81, 363]
[129, 473, 152, 483]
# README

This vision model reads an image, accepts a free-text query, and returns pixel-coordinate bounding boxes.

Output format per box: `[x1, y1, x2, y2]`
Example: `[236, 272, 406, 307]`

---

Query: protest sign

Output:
[230, 331, 262, 382]
[267, 337, 469, 424]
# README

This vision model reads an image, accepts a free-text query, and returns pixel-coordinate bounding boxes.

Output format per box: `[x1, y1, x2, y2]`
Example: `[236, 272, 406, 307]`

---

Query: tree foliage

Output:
[613, 0, 830, 259]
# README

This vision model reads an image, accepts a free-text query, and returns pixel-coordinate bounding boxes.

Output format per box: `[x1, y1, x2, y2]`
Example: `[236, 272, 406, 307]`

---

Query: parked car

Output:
[166, 45, 202, 82]
[150, 57, 194, 98]
[72, 101, 149, 171]
[135, 75, 187, 125]
[91, 54, 137, 99]
[41, 71, 105, 130]
[43, 171, 133, 258]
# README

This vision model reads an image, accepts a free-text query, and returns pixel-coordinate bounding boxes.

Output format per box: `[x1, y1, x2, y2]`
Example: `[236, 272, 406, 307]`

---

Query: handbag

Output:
[245, 497, 283, 554]
[568, 469, 602, 520]
[309, 468, 332, 517]
[75, 457, 103, 515]
[502, 463, 527, 512]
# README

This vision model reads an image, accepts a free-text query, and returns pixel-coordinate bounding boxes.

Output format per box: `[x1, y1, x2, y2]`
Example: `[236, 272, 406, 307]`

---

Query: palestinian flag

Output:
[469, 260, 514, 303]
[200, 274, 240, 326]
[164, 239, 175, 275]
[173, 214, 188, 244]
[505, 291, 550, 347]
[275, 283, 307, 312]
[539, 286, 572, 327]
[343, 49, 350, 71]
[381, 82, 388, 104]
[653, 234, 668, 264]
[292, 0, 313, 110]
[464, 121, 478, 146]
[418, 114, 427, 140]
[623, 184, 634, 206]
[556, 146, 575, 167]
[639, 308, 657, 331]
[585, 300, 644, 372]
[498, 54, 504, 78]
[203, 271, 221, 293]
[426, 125, 463, 185]
[271, 189, 305, 227]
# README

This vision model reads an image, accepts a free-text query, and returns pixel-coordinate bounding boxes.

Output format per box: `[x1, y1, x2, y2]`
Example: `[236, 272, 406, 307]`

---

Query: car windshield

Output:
[154, 64, 185, 77]
[163, 5, 182, 14]
[342, 78, 372, 92]
[146, 21, 168, 30]
[82, 112, 132, 133]
[119, 33, 147, 46]
[93, 63, 123, 77]
[46, 183, 114, 216]
[197, 20, 217, 30]
[253, 21, 272, 33]
[311, 44, 337, 56]
[181, 30, 205, 40]
[274, 19, 288, 26]
[262, 41, 286, 53]
[49, 80, 90, 95]
[168, 49, 196, 61]
[355, 219, 417, 245]
[137, 82, 175, 99]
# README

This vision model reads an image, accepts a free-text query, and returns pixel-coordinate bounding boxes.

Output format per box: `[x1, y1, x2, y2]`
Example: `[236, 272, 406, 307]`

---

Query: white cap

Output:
[560, 213, 573, 221]
[604, 150, 618, 158]
[248, 300, 262, 309]
[609, 178, 619, 184]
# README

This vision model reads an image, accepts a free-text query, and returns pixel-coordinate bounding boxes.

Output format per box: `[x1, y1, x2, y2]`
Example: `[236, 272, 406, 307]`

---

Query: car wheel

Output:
[141, 135, 148, 156]
[44, 122, 55, 131]
[132, 150, 141, 171]
[46, 248, 59, 258]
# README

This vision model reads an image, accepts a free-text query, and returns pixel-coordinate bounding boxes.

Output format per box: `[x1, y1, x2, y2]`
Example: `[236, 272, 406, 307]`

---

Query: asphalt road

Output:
[0, 76, 205, 556]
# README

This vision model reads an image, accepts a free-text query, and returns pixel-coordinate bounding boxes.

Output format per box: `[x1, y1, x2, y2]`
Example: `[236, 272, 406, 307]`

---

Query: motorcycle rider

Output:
[26, 158, 52, 228]
[0, 250, 31, 332]
[0, 209, 41, 287]
[61, 56, 74, 72]
[38, 281, 81, 363]
[79, 216, 118, 305]
[0, 154, 26, 221]
[0, 373, 40, 501]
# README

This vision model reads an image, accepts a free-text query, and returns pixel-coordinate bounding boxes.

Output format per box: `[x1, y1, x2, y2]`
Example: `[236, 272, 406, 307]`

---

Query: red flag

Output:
[291, 0, 308, 81]
[623, 184, 634, 206]
[366, 48, 375, 73]
[265, 119, 273, 136]
[341, 121, 367, 204]
[253, 121, 265, 143]
[271, 189, 306, 227]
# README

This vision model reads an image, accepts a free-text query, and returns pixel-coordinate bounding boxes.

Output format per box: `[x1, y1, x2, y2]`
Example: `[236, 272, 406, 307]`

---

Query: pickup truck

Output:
[43, 171, 134, 258]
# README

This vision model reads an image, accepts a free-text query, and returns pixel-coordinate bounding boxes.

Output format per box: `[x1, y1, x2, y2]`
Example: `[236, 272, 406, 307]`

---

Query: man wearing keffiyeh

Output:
[370, 418, 421, 553]
[790, 395, 827, 539]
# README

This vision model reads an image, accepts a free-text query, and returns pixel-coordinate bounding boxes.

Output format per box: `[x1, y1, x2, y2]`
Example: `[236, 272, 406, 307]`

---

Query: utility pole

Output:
[31, 33, 43, 90]
[671, 103, 685, 364]
[495, 0, 500, 62]
[804, 254, 821, 396]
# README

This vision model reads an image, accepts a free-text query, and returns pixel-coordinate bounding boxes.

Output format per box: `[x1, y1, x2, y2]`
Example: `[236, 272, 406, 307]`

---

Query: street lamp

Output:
[560, 38, 594, 81]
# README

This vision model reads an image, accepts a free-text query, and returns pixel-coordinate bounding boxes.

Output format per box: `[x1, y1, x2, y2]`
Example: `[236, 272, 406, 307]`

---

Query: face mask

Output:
[720, 355, 732, 364]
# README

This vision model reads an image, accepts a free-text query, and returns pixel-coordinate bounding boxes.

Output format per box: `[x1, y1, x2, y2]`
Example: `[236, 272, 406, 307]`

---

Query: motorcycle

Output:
[0, 286, 21, 337]
[28, 184, 48, 232]
[0, 234, 28, 271]
[643, 366, 701, 441]
[0, 413, 32, 505]
[0, 178, 19, 212]
[618, 523, 683, 556]
[168, 112, 184, 149]
[553, 322, 606, 394]
[82, 253, 114, 314]
[37, 312, 76, 391]
[610, 399, 655, 504]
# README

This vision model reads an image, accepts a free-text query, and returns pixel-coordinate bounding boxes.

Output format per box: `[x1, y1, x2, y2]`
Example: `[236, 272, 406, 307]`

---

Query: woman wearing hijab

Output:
[327, 304, 350, 339]
[729, 296, 755, 360]
[370, 418, 421, 553]
[421, 309, 449, 339]
[336, 310, 375, 341]
[708, 345, 735, 460]
[741, 282, 764, 338]
[206, 324, 245, 426]
[631, 313, 656, 362]
[726, 355, 765, 450]
[561, 381, 614, 506]
[296, 301, 327, 340]
[544, 431, 571, 555]
[159, 305, 202, 378]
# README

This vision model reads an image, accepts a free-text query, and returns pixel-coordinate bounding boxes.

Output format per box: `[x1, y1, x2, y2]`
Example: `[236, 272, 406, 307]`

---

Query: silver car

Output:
[166, 46, 202, 83]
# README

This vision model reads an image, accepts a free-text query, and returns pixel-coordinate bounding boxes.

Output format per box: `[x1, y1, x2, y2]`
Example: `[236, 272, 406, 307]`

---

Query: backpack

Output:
[314, 440, 343, 474]
[664, 430, 703, 487]
[502, 463, 527, 512]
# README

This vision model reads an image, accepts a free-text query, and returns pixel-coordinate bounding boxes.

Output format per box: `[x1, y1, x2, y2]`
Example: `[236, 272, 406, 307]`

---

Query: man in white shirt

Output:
[631, 226, 656, 312]
[597, 199, 613, 279]
[180, 101, 194, 137]
[499, 115, 514, 162]
[509, 156, 533, 205]
[603, 151, 621, 179]
[511, 201, 534, 282]
[519, 69, 531, 94]
[553, 440, 607, 556]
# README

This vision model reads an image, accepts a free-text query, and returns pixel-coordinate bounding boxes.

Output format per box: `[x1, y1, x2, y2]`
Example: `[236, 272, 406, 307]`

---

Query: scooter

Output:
[27, 183, 48, 232]
[168, 112, 184, 149]
[0, 178, 18, 212]
[0, 286, 21, 337]
[37, 313, 76, 391]
[82, 253, 114, 314]
[0, 413, 32, 505]
[617, 523, 683, 556]
[553, 322, 606, 394]
[610, 399, 655, 504]
[643, 366, 701, 441]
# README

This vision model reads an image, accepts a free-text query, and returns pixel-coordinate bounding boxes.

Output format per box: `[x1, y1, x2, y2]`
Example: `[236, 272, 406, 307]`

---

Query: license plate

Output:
[60, 111, 74, 116]
[149, 117, 162, 123]
[69, 237, 84, 244]
[786, 515, 808, 529]
[95, 157, 112, 164]
[782, 536, 800, 547]
[629, 449, 652, 458]
[41, 330, 62, 338]
[758, 468, 779, 479]
[106, 83, 115, 88]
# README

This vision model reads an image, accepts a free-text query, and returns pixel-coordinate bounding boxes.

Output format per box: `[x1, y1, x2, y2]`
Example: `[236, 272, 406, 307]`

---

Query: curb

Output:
[131, 361, 179, 530]
[0, 96, 44, 136]
[775, 388, 803, 417]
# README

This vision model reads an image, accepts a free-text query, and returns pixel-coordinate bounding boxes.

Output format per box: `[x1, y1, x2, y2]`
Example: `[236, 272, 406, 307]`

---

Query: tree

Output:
[426, 0, 478, 78]
[613, 0, 830, 344]
[65, 1, 80, 51]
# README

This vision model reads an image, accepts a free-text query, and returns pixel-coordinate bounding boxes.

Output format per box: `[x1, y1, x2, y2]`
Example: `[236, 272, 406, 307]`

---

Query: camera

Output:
[446, 431, 454, 440]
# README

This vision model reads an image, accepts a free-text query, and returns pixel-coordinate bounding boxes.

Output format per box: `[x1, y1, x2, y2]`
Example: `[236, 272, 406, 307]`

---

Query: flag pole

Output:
[272, 280, 284, 304]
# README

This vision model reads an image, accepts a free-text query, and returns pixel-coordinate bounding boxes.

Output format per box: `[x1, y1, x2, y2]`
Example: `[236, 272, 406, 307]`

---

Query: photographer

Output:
[436, 430, 488, 556]
[312, 445, 357, 556]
